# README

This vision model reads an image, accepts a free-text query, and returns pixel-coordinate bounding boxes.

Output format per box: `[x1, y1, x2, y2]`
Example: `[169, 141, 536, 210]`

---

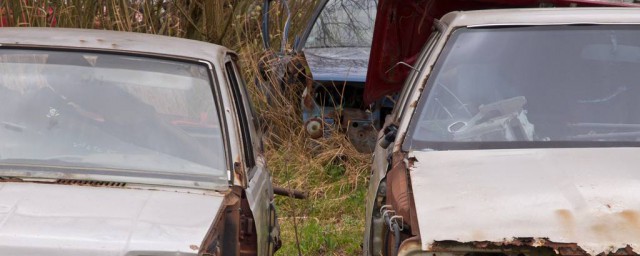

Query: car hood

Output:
[303, 47, 370, 83]
[0, 182, 224, 256]
[364, 0, 640, 104]
[409, 147, 640, 254]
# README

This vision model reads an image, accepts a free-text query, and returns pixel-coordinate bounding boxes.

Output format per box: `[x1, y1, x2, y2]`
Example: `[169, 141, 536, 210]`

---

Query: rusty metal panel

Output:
[387, 151, 420, 236]
[409, 148, 640, 254]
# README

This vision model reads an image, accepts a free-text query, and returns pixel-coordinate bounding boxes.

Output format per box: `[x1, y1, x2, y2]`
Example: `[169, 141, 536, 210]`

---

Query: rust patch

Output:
[555, 209, 576, 238]
[0, 177, 23, 183]
[301, 70, 315, 111]
[429, 238, 638, 256]
[589, 209, 640, 240]
[387, 151, 420, 236]
[199, 187, 242, 255]
[590, 222, 615, 242]
[471, 230, 486, 241]
[430, 238, 588, 255]
[619, 210, 640, 229]
[407, 156, 418, 168]
[619, 210, 640, 237]
[555, 209, 573, 222]
[610, 245, 638, 256]
[233, 155, 246, 187]
[342, 108, 377, 152]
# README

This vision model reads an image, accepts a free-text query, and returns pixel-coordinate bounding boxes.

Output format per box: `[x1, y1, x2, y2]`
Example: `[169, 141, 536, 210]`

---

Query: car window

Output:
[225, 59, 261, 179]
[405, 25, 640, 150]
[305, 0, 378, 48]
[0, 49, 227, 185]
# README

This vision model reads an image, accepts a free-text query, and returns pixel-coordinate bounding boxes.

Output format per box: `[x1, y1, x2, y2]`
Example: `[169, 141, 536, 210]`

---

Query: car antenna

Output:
[386, 61, 418, 74]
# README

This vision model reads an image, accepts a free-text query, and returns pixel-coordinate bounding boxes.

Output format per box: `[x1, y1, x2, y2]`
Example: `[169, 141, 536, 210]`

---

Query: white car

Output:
[364, 8, 640, 256]
[0, 28, 279, 255]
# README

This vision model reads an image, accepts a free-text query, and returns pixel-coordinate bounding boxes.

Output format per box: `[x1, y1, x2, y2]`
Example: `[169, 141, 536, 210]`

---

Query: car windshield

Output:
[0, 49, 227, 186]
[305, 0, 377, 48]
[406, 25, 640, 150]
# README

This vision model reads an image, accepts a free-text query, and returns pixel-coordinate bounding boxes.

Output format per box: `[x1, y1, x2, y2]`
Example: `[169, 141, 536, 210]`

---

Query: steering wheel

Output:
[449, 96, 535, 141]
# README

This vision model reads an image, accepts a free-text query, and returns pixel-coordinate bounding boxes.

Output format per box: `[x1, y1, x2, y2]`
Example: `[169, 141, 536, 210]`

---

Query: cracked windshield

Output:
[407, 25, 640, 149]
[0, 49, 226, 183]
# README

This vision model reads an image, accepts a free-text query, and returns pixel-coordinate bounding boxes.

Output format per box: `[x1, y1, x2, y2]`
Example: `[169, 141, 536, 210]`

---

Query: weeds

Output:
[8, 1, 369, 254]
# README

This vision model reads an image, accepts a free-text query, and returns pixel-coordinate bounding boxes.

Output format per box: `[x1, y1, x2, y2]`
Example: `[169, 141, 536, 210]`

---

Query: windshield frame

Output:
[0, 45, 232, 190]
[403, 25, 640, 151]
[296, 0, 330, 51]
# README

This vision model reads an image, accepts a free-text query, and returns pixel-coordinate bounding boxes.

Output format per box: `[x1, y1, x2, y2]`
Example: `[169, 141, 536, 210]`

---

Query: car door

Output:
[224, 55, 278, 255]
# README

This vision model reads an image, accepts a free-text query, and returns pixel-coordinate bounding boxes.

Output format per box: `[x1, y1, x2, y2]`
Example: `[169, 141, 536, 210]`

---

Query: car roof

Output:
[0, 27, 231, 63]
[441, 7, 640, 28]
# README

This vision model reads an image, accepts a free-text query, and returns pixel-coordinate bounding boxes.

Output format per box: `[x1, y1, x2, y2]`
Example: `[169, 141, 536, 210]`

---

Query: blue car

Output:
[261, 0, 380, 152]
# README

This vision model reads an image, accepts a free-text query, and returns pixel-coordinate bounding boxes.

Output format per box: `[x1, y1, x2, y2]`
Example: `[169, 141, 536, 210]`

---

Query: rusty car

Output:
[260, 0, 379, 152]
[259, 0, 639, 152]
[364, 6, 640, 256]
[0, 28, 279, 256]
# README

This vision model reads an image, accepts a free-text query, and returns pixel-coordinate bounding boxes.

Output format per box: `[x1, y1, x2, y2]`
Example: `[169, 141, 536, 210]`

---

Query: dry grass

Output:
[8, 1, 370, 254]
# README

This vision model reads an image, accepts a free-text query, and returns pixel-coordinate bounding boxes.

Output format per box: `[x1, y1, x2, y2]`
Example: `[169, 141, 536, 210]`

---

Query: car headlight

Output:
[305, 118, 324, 139]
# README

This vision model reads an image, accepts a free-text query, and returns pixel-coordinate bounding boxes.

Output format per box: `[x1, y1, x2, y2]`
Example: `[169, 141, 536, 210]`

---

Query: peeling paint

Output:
[410, 148, 640, 254]
[427, 238, 637, 256]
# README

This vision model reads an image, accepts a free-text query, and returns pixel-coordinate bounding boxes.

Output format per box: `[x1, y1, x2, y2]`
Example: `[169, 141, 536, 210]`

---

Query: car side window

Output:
[225, 58, 261, 179]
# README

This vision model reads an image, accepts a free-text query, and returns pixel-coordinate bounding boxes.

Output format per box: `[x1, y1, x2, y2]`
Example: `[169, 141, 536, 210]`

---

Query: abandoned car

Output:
[261, 0, 639, 152]
[364, 7, 640, 256]
[0, 28, 279, 255]
[261, 0, 379, 152]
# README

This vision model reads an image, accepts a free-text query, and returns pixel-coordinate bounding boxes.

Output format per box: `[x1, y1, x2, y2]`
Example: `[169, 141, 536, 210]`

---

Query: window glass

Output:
[305, 0, 378, 48]
[0, 49, 226, 185]
[406, 26, 640, 150]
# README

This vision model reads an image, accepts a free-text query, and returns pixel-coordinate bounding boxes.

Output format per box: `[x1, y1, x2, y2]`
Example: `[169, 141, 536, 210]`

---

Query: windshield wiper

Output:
[568, 131, 640, 140]
[0, 156, 222, 182]
[568, 123, 640, 140]
[569, 123, 640, 129]
[1, 122, 25, 132]
[0, 158, 74, 166]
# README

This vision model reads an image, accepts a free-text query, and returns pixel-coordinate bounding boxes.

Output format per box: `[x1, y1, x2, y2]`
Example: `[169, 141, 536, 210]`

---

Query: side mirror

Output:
[379, 124, 398, 149]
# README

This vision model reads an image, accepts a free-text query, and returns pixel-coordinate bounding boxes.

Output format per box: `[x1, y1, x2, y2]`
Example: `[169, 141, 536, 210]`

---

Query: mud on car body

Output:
[0, 28, 279, 256]
[363, 4, 640, 256]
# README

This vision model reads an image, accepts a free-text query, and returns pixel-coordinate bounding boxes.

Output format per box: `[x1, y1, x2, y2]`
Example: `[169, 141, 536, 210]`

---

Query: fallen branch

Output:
[273, 186, 308, 199]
